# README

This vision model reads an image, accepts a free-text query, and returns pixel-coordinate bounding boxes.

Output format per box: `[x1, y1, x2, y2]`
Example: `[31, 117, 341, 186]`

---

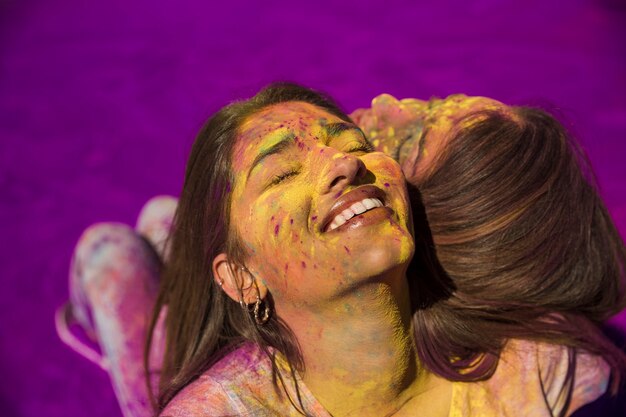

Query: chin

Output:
[348, 236, 414, 281]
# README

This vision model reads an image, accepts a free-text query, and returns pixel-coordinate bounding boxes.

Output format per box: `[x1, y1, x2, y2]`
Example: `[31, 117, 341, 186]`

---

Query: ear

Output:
[212, 253, 267, 305]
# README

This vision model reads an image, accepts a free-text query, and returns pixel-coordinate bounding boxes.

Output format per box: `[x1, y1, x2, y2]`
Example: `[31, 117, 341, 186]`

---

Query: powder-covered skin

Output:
[63, 195, 610, 417]
[59, 100, 610, 417]
[229, 101, 414, 303]
[161, 338, 609, 416]
[350, 94, 516, 183]
[225, 101, 429, 416]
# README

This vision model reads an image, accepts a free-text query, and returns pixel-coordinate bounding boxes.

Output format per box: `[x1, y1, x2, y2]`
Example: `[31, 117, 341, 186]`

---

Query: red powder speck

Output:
[384, 182, 390, 187]
[313, 264, 317, 269]
[344, 246, 351, 254]
[319, 149, 324, 153]
[301, 261, 306, 268]
[285, 263, 289, 272]
[290, 219, 293, 224]
[311, 215, 318, 221]
[271, 215, 275, 221]
[274, 224, 280, 235]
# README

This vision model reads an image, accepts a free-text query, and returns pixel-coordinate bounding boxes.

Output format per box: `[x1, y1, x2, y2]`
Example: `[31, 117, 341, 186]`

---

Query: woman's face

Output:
[350, 94, 515, 182]
[228, 101, 414, 308]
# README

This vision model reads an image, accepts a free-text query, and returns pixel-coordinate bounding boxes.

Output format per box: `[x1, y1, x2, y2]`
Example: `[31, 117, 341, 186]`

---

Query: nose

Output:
[321, 152, 367, 195]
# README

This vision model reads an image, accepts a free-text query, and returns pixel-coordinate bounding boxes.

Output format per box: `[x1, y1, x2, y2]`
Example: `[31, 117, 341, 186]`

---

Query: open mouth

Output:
[320, 185, 391, 233]
[326, 197, 384, 232]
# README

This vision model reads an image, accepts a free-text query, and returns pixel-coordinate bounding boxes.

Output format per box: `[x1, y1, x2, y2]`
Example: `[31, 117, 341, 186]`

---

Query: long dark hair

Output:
[144, 83, 353, 411]
[410, 108, 626, 396]
[147, 85, 626, 413]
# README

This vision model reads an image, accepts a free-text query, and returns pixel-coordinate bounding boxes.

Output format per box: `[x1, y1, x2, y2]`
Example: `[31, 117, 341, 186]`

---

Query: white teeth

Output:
[362, 198, 376, 210]
[350, 201, 367, 215]
[327, 198, 383, 231]
[341, 208, 354, 220]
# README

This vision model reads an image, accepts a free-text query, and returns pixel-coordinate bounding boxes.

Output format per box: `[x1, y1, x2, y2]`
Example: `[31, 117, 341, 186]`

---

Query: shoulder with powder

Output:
[159, 342, 267, 416]
[449, 339, 610, 417]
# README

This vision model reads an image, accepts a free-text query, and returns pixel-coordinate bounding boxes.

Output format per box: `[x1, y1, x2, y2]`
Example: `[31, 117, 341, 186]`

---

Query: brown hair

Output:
[411, 108, 626, 396]
[147, 85, 626, 414]
[144, 83, 353, 411]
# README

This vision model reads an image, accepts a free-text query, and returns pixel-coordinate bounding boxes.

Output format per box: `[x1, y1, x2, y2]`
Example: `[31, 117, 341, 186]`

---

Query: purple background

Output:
[1, 0, 625, 416]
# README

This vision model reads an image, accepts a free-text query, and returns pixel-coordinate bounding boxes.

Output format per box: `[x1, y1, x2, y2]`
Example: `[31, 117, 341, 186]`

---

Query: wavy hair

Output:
[410, 108, 626, 400]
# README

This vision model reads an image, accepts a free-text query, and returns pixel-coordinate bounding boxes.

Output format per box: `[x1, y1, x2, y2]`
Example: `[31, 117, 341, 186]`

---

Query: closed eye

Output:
[346, 142, 374, 153]
[269, 169, 299, 187]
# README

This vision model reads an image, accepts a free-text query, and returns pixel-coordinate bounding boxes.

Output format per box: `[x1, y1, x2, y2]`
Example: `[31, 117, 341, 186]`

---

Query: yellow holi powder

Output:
[387, 126, 395, 137]
[372, 139, 380, 147]
[399, 234, 414, 261]
[353, 377, 383, 393]
[370, 131, 378, 138]
[330, 366, 349, 379]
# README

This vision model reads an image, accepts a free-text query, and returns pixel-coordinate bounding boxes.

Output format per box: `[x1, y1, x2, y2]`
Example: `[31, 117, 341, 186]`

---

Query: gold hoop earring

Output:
[253, 295, 270, 325]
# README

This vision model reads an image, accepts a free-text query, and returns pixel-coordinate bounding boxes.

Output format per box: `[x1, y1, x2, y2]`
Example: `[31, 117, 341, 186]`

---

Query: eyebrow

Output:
[324, 122, 365, 139]
[246, 123, 366, 181]
[247, 132, 297, 180]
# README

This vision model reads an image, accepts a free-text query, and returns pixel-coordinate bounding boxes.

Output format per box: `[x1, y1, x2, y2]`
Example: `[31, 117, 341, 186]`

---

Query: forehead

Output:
[231, 101, 344, 171]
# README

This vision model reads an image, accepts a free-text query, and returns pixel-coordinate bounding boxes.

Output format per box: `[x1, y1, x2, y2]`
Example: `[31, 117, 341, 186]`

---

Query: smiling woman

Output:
[57, 84, 626, 417]
[153, 86, 435, 416]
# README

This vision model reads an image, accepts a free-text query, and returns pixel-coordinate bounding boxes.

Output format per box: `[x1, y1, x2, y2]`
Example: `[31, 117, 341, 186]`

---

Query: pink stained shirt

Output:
[161, 338, 610, 417]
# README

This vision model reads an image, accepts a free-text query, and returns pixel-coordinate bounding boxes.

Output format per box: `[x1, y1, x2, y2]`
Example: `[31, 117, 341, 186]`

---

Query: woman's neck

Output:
[276, 270, 448, 416]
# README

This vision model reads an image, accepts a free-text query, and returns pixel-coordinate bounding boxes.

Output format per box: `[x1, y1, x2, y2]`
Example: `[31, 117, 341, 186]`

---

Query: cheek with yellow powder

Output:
[231, 152, 414, 305]
[227, 102, 415, 308]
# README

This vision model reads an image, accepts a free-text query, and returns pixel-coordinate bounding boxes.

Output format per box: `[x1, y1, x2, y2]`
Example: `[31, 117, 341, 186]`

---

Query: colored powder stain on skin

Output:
[290, 218, 293, 224]
[274, 224, 280, 235]
[301, 261, 306, 268]
[344, 246, 351, 255]
[284, 263, 289, 272]
[384, 182, 390, 187]
[296, 138, 305, 150]
[311, 215, 317, 221]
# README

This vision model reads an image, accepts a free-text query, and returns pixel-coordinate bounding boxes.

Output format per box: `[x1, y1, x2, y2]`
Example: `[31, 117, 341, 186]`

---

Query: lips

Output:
[320, 185, 389, 233]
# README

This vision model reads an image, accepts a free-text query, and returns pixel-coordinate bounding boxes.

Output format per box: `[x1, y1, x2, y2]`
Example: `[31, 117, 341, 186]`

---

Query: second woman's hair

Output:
[410, 108, 626, 393]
